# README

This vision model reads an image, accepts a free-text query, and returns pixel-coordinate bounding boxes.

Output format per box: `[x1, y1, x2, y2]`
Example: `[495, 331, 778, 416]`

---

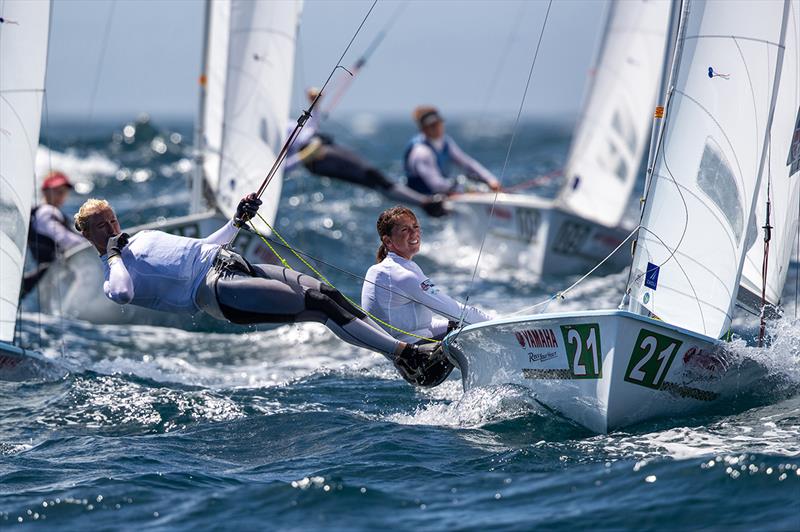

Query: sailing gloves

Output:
[234, 192, 262, 228]
[394, 341, 454, 387]
[106, 233, 130, 260]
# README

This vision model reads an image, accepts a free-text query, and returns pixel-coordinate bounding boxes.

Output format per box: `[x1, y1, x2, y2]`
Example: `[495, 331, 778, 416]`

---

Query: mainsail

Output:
[197, 0, 302, 235]
[558, 0, 671, 228]
[0, 0, 51, 342]
[628, 0, 792, 338]
[739, 2, 800, 308]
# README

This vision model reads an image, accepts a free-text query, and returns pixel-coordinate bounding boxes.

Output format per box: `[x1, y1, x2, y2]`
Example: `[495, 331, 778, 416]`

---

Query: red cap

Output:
[41, 171, 73, 191]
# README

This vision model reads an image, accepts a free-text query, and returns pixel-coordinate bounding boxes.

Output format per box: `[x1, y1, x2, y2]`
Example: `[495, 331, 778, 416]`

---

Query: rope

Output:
[249, 213, 436, 342]
[506, 225, 640, 317]
[458, 0, 554, 330]
[86, 0, 117, 126]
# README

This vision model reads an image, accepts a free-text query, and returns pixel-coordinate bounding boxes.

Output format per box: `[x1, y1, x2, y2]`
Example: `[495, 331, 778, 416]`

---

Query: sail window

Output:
[612, 108, 637, 154]
[696, 138, 743, 240]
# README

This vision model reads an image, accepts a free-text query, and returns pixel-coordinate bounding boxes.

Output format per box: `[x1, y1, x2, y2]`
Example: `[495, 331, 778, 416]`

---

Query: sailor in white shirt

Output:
[362, 206, 491, 344]
[74, 195, 450, 387]
[284, 88, 446, 217]
[404, 106, 502, 195]
[21, 172, 85, 297]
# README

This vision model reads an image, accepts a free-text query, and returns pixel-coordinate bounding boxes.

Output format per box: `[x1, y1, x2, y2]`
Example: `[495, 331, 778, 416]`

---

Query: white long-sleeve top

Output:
[406, 136, 499, 194]
[102, 220, 238, 312]
[361, 252, 491, 342]
[32, 204, 85, 251]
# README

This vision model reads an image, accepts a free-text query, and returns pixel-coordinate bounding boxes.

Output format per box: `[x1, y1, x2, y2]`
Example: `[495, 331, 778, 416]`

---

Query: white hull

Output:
[0, 342, 68, 381]
[443, 309, 761, 433]
[448, 193, 631, 277]
[34, 211, 280, 329]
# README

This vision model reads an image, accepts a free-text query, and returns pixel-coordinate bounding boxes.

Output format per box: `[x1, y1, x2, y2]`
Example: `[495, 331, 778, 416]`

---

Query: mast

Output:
[640, 0, 684, 207]
[191, 0, 212, 214]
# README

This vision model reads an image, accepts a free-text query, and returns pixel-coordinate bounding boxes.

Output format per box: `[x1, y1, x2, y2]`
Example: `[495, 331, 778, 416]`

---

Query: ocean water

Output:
[3, 116, 799, 530]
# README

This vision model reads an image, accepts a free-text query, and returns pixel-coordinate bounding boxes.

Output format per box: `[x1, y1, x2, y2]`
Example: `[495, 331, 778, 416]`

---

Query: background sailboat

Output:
[448, 0, 671, 277]
[0, 0, 66, 378]
[445, 0, 799, 434]
[35, 0, 302, 329]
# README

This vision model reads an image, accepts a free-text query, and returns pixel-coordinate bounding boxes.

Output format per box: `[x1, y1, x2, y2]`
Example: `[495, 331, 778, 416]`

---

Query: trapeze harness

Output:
[404, 134, 499, 195]
[21, 204, 85, 297]
[101, 222, 402, 357]
[28, 204, 84, 264]
[361, 251, 491, 343]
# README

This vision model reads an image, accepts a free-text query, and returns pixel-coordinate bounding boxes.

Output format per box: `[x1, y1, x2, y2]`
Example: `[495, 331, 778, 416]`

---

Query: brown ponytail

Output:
[375, 205, 417, 263]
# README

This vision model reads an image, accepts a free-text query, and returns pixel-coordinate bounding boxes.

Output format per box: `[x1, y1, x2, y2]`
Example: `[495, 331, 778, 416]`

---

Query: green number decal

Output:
[624, 329, 683, 389]
[560, 323, 602, 379]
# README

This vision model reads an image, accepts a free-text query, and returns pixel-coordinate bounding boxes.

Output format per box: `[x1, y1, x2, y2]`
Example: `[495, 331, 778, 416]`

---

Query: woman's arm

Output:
[200, 219, 238, 245]
[395, 270, 491, 324]
[448, 139, 500, 189]
[103, 256, 134, 304]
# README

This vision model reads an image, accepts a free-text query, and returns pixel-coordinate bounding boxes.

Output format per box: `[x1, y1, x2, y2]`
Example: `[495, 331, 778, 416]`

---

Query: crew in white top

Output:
[404, 106, 501, 196]
[21, 171, 85, 298]
[361, 206, 491, 343]
[74, 196, 452, 388]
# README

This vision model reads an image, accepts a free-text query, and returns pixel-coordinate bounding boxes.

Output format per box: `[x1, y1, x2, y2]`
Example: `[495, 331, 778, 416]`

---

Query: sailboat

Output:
[449, 0, 672, 277]
[444, 0, 800, 434]
[35, 0, 303, 328]
[0, 0, 67, 378]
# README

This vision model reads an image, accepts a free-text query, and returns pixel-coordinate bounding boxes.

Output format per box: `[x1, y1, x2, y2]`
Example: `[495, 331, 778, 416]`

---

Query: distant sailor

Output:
[21, 171, 85, 297]
[362, 206, 492, 346]
[404, 106, 502, 195]
[74, 195, 450, 387]
[285, 87, 446, 217]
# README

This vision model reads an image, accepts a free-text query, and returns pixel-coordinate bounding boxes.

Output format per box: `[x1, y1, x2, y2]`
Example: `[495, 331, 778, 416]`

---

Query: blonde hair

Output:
[74, 198, 111, 232]
[412, 105, 439, 128]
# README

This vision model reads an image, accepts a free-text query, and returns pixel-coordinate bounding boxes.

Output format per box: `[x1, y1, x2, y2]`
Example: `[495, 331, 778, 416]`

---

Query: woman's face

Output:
[83, 207, 121, 254]
[383, 214, 421, 260]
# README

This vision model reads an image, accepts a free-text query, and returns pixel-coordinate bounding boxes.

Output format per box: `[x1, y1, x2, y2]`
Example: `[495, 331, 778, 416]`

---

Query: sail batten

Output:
[628, 0, 793, 338]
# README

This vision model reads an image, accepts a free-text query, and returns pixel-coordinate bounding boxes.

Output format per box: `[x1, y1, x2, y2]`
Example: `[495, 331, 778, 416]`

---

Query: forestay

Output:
[558, 0, 671, 228]
[628, 0, 791, 338]
[0, 0, 51, 342]
[199, 0, 302, 235]
[739, 1, 800, 307]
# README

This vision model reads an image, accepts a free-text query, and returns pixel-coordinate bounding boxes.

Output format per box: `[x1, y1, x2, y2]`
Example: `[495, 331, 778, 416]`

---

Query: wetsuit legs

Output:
[306, 144, 434, 209]
[214, 264, 400, 356]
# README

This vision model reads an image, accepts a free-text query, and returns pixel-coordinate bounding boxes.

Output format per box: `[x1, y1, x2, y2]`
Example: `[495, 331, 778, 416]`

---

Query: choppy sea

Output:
[2, 116, 799, 530]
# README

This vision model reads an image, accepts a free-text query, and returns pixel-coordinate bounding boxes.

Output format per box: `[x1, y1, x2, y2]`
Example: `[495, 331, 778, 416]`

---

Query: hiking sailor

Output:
[74, 195, 450, 387]
[284, 87, 446, 217]
[362, 206, 492, 345]
[404, 106, 502, 195]
[21, 171, 85, 297]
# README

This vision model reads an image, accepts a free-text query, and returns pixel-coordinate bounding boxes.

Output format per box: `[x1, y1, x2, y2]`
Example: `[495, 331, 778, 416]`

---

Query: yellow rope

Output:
[248, 213, 437, 342]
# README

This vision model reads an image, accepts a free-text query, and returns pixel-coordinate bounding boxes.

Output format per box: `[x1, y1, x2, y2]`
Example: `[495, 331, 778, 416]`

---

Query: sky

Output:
[44, 0, 607, 122]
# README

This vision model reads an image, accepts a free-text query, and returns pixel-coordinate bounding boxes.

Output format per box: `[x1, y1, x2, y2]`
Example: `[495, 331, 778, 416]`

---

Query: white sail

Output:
[200, 0, 302, 235]
[628, 0, 791, 338]
[739, 1, 800, 308]
[0, 0, 51, 342]
[557, 0, 671, 228]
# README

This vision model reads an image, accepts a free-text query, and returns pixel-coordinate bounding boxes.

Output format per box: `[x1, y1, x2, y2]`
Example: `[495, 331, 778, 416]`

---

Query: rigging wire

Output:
[321, 1, 408, 119]
[85, 0, 117, 127]
[455, 0, 553, 332]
